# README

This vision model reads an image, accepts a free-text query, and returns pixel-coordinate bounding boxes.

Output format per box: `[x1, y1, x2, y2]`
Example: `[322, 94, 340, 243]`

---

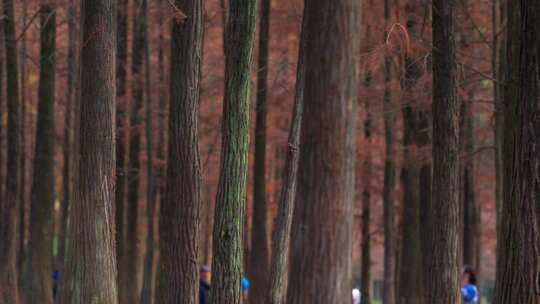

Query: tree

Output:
[115, 0, 129, 301]
[0, 0, 21, 301]
[382, 1, 396, 303]
[248, 0, 271, 301]
[25, 4, 56, 303]
[425, 0, 459, 302]
[495, 1, 540, 303]
[266, 12, 305, 304]
[286, 0, 359, 302]
[209, 0, 258, 302]
[361, 81, 373, 304]
[155, 0, 203, 302]
[59, 0, 117, 302]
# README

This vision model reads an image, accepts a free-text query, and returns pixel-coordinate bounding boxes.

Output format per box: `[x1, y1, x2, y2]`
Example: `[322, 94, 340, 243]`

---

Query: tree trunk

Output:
[155, 0, 203, 302]
[361, 82, 373, 304]
[59, 0, 117, 302]
[398, 3, 425, 301]
[0, 0, 21, 301]
[26, 4, 56, 304]
[382, 0, 396, 302]
[426, 0, 459, 302]
[494, 1, 540, 303]
[266, 19, 305, 303]
[286, 0, 359, 302]
[115, 0, 129, 301]
[140, 1, 155, 302]
[57, 0, 76, 290]
[209, 0, 257, 302]
[125, 1, 147, 300]
[248, 0, 271, 302]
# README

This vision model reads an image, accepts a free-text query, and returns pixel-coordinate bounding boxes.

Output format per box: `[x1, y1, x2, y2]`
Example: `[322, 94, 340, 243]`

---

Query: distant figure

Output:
[200, 265, 211, 304]
[52, 270, 60, 300]
[242, 277, 250, 301]
[352, 288, 361, 304]
[461, 265, 479, 304]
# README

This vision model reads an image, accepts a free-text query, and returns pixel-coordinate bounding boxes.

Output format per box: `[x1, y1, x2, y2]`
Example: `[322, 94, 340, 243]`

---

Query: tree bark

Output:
[426, 0, 460, 302]
[382, 1, 396, 302]
[266, 11, 305, 304]
[248, 0, 271, 302]
[209, 0, 257, 302]
[0, 0, 21, 301]
[155, 0, 203, 303]
[495, 1, 540, 303]
[25, 4, 56, 304]
[286, 0, 359, 302]
[115, 0, 129, 301]
[59, 0, 117, 302]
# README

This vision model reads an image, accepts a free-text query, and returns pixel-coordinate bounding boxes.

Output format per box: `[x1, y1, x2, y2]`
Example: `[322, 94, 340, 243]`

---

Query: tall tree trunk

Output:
[266, 11, 305, 304]
[155, 0, 203, 302]
[426, 0, 459, 302]
[26, 4, 56, 304]
[57, 0, 76, 288]
[140, 0, 155, 302]
[361, 81, 373, 304]
[248, 0, 271, 302]
[59, 0, 117, 302]
[0, 17, 3, 205]
[0, 0, 21, 301]
[382, 1, 396, 303]
[126, 1, 147, 300]
[115, 0, 129, 301]
[209, 0, 257, 302]
[398, 3, 424, 302]
[495, 1, 540, 303]
[286, 0, 359, 302]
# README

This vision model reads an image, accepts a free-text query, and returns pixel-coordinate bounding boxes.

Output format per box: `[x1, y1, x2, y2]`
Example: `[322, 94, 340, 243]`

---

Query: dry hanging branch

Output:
[167, 0, 188, 23]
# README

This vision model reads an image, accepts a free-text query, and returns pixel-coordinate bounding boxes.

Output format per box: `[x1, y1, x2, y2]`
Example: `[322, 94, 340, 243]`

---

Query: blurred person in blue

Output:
[461, 265, 479, 304]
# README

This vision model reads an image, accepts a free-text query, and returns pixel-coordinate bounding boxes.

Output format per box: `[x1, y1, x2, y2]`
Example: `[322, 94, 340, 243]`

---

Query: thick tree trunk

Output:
[426, 0, 459, 302]
[266, 12, 305, 304]
[26, 5, 56, 304]
[57, 0, 76, 288]
[286, 0, 359, 302]
[361, 87, 373, 304]
[209, 0, 257, 303]
[155, 0, 203, 303]
[125, 1, 147, 300]
[382, 0, 396, 302]
[115, 0, 129, 301]
[59, 0, 117, 302]
[495, 1, 540, 303]
[0, 0, 21, 302]
[248, 0, 271, 302]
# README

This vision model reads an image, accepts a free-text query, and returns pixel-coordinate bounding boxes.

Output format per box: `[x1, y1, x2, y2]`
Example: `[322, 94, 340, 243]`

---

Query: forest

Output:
[0, 0, 538, 303]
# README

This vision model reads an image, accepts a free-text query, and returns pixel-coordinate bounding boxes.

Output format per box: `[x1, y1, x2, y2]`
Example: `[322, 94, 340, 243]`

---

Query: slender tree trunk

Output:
[0, 0, 21, 301]
[140, 1, 155, 302]
[382, 1, 396, 303]
[361, 81, 373, 304]
[426, 0, 459, 302]
[59, 0, 117, 302]
[26, 4, 56, 304]
[286, 0, 359, 302]
[57, 0, 76, 288]
[249, 0, 271, 302]
[125, 1, 147, 300]
[0, 18, 3, 204]
[266, 18, 305, 303]
[156, 0, 203, 302]
[18, 0, 28, 284]
[398, 4, 424, 301]
[209, 0, 257, 302]
[495, 1, 540, 303]
[115, 0, 129, 301]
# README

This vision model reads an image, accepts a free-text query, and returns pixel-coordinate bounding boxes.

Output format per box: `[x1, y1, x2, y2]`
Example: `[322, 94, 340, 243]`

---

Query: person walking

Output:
[200, 265, 210, 304]
[461, 266, 479, 304]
